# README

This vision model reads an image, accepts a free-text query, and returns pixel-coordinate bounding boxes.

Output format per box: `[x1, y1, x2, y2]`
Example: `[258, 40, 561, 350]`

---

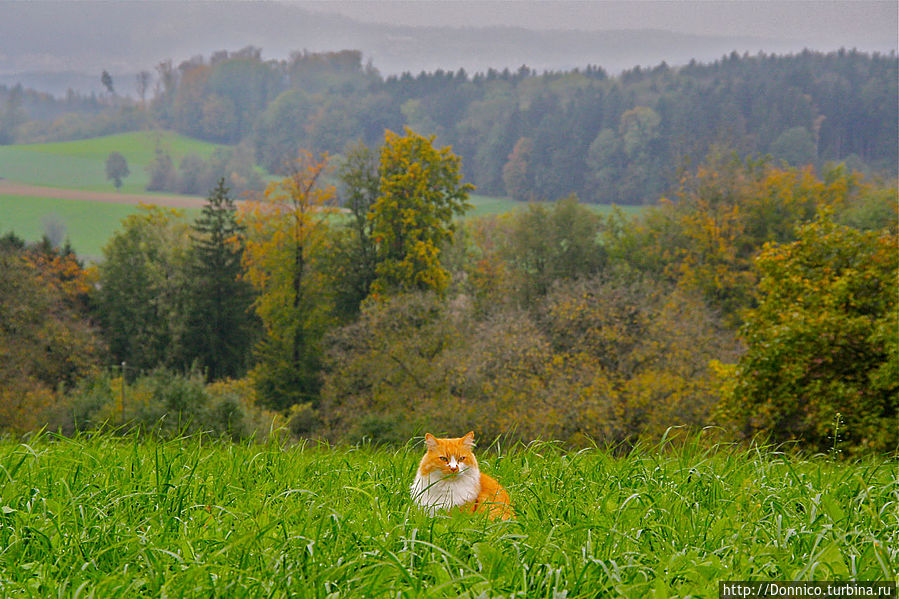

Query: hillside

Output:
[0, 131, 224, 193]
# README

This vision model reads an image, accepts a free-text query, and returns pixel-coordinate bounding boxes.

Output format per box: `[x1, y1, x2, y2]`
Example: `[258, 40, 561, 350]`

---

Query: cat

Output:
[410, 431, 513, 520]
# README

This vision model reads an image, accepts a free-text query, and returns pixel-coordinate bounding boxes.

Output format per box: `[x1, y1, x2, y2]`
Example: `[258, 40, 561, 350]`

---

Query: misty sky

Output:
[301, 0, 898, 50]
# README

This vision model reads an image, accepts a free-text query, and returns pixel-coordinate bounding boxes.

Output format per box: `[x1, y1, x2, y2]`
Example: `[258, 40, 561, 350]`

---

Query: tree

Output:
[586, 128, 625, 203]
[1, 239, 103, 431]
[605, 155, 862, 325]
[0, 84, 26, 145]
[720, 212, 897, 454]
[770, 126, 817, 166]
[136, 70, 152, 106]
[182, 179, 259, 380]
[105, 151, 130, 190]
[101, 70, 115, 95]
[238, 151, 337, 410]
[502, 137, 534, 201]
[370, 128, 473, 296]
[146, 147, 176, 191]
[329, 142, 381, 319]
[501, 194, 606, 305]
[97, 206, 191, 372]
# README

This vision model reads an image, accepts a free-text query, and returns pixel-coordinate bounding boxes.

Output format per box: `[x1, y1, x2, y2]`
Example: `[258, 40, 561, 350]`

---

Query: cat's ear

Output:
[462, 431, 475, 448]
[424, 433, 438, 449]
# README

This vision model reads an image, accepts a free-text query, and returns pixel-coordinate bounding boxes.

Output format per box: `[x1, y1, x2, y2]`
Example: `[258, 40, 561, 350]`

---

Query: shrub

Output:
[720, 212, 898, 454]
[46, 371, 280, 441]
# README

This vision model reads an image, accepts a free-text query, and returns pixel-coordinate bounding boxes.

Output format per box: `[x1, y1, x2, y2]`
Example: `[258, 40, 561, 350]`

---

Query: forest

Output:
[1, 48, 897, 203]
[1, 124, 896, 454]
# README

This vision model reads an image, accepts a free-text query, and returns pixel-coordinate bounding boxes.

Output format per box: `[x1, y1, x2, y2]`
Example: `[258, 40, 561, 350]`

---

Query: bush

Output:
[720, 212, 898, 454]
[319, 281, 738, 446]
[46, 371, 281, 441]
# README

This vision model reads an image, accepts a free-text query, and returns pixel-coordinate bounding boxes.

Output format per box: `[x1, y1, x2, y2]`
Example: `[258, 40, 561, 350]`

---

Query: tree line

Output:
[2, 48, 897, 203]
[1, 129, 895, 454]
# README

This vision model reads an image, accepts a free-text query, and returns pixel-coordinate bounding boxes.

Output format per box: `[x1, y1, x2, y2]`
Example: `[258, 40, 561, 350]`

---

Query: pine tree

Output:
[183, 178, 258, 381]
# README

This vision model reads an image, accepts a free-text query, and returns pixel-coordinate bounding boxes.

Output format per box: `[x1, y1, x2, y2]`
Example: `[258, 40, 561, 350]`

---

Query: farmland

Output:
[0, 131, 643, 260]
[0, 433, 895, 597]
[0, 131, 224, 193]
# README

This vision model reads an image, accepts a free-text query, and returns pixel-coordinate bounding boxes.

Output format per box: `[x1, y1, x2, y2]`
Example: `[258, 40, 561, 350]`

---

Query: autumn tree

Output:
[605, 154, 863, 324]
[502, 137, 534, 201]
[238, 151, 336, 410]
[0, 236, 103, 431]
[369, 128, 473, 296]
[182, 178, 259, 381]
[719, 212, 898, 454]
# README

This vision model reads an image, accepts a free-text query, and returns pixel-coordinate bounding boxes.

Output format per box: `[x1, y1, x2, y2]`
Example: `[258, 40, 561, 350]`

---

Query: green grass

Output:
[0, 195, 199, 261]
[0, 131, 226, 194]
[0, 434, 894, 597]
[466, 194, 646, 219]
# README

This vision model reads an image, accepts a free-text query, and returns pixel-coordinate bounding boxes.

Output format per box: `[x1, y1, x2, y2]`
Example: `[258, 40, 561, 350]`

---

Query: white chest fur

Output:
[410, 466, 481, 515]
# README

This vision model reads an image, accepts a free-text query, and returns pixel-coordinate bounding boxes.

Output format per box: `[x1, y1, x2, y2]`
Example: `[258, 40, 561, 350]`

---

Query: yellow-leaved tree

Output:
[238, 151, 337, 410]
[369, 128, 473, 297]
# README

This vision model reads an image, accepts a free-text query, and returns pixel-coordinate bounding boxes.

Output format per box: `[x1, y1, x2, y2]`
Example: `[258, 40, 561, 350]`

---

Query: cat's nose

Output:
[449, 465, 458, 472]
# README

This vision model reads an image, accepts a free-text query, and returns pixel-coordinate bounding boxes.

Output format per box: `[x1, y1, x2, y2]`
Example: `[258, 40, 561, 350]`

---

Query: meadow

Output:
[0, 433, 895, 598]
[0, 194, 202, 260]
[0, 131, 224, 194]
[0, 130, 645, 260]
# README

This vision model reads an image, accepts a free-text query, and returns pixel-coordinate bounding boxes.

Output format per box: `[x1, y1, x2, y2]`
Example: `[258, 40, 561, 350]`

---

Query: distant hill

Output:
[1, 1, 819, 96]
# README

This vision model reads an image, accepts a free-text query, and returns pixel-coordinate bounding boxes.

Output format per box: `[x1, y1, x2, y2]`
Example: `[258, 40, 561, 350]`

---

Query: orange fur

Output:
[411, 431, 513, 520]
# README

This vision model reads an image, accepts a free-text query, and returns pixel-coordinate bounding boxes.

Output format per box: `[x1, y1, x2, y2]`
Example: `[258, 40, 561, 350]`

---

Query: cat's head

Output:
[419, 432, 479, 478]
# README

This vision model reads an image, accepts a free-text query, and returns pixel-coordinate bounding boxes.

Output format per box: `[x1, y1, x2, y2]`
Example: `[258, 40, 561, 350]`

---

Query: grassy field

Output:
[1, 190, 644, 262]
[0, 434, 894, 597]
[0, 131, 647, 260]
[0, 195, 199, 260]
[0, 131, 225, 194]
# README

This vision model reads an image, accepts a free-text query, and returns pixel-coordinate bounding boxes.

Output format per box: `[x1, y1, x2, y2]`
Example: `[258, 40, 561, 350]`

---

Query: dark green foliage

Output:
[48, 370, 274, 440]
[104, 151, 129, 189]
[328, 142, 380, 320]
[770, 126, 817, 166]
[96, 206, 190, 372]
[182, 179, 259, 381]
[501, 194, 607, 304]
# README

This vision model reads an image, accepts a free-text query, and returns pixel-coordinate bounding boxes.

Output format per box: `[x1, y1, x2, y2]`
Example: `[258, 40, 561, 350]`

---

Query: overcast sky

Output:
[300, 0, 898, 50]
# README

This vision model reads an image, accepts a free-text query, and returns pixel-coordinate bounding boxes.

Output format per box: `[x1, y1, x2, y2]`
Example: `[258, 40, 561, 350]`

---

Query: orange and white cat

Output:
[410, 431, 512, 520]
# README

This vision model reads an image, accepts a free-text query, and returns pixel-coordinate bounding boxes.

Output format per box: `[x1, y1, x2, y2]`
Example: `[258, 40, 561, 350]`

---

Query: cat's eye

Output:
[458, 456, 465, 461]
[439, 456, 448, 462]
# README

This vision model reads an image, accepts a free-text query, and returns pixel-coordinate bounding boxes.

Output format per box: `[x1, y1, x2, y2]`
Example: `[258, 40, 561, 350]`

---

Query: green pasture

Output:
[0, 132, 647, 260]
[0, 433, 895, 597]
[0, 131, 225, 193]
[0, 191, 644, 262]
[0, 195, 199, 261]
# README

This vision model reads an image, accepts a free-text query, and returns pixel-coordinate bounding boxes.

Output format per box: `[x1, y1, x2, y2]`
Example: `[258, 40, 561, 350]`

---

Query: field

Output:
[0, 194, 202, 260]
[0, 131, 647, 261]
[0, 434, 895, 597]
[0, 131, 225, 194]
